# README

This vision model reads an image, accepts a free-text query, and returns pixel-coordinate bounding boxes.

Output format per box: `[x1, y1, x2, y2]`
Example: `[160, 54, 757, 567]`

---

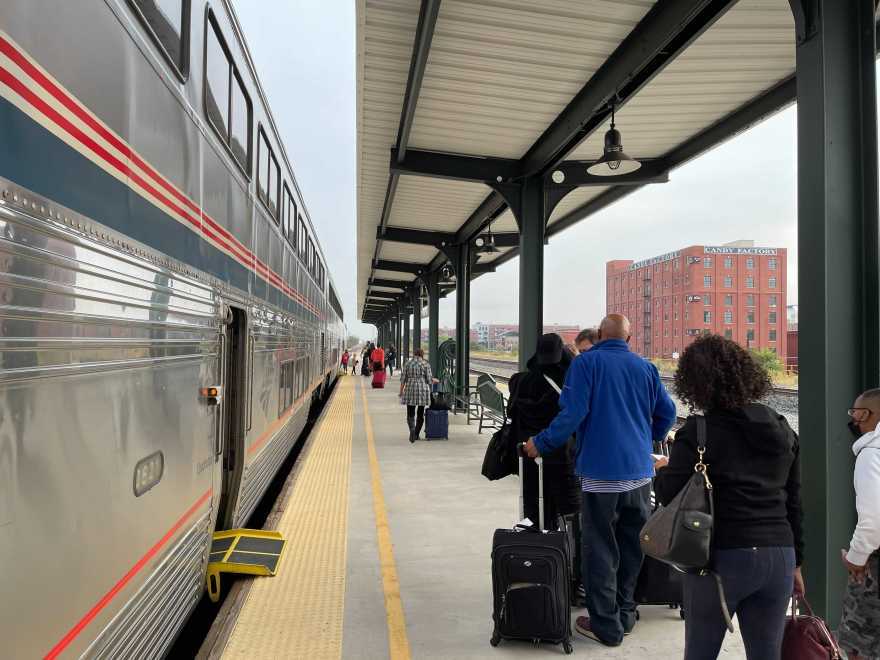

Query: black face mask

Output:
[848, 420, 863, 439]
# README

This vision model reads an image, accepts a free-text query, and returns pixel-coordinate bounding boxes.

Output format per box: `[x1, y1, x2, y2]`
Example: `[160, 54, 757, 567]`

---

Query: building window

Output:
[704, 294, 711, 306]
[724, 257, 733, 268]
[723, 276, 732, 288]
[769, 295, 777, 307]
[703, 257, 712, 268]
[204, 11, 251, 174]
[703, 275, 711, 288]
[746, 294, 755, 306]
[745, 276, 754, 289]
[746, 257, 755, 269]
[129, 0, 191, 79]
[724, 329, 733, 340]
[664, 328, 669, 337]
[769, 311, 777, 324]
[664, 312, 669, 321]
[769, 258, 777, 270]
[724, 294, 733, 305]
[674, 311, 679, 320]
[724, 310, 733, 324]
[704, 311, 711, 323]
[769, 329, 777, 341]
[747, 311, 755, 324]
[747, 329, 755, 343]
[769, 277, 777, 289]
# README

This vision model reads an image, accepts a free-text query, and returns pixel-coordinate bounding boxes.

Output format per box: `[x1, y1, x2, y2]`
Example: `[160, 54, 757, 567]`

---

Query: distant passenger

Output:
[350, 355, 360, 375]
[341, 350, 350, 372]
[573, 327, 599, 354]
[654, 334, 804, 660]
[508, 333, 582, 597]
[524, 314, 676, 647]
[838, 388, 880, 660]
[371, 343, 385, 372]
[399, 348, 433, 442]
[361, 346, 372, 376]
[386, 346, 397, 376]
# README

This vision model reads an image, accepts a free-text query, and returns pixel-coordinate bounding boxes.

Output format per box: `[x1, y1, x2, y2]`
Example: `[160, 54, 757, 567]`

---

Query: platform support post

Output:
[402, 301, 411, 364]
[427, 272, 440, 375]
[452, 242, 472, 406]
[411, 283, 422, 354]
[791, 0, 879, 621]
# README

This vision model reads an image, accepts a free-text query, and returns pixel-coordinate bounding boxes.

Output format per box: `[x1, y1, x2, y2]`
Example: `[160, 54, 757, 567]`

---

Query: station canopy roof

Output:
[356, 0, 796, 320]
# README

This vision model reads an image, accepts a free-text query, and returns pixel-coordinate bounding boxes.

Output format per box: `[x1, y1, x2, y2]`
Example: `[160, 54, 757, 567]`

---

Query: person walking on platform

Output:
[387, 346, 397, 376]
[341, 350, 350, 373]
[350, 354, 359, 375]
[371, 343, 385, 372]
[399, 348, 433, 443]
[508, 333, 582, 596]
[654, 334, 804, 660]
[361, 345, 372, 377]
[838, 389, 880, 660]
[524, 314, 676, 647]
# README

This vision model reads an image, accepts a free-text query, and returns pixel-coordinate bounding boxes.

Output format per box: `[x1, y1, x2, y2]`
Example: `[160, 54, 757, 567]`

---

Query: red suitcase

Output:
[371, 368, 386, 388]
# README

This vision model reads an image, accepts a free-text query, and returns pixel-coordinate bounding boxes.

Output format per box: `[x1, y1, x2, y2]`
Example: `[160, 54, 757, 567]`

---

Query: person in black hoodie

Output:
[508, 334, 582, 594]
[654, 334, 804, 660]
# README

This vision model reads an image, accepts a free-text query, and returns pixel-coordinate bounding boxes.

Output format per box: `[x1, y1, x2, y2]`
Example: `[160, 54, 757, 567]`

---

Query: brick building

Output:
[606, 241, 787, 359]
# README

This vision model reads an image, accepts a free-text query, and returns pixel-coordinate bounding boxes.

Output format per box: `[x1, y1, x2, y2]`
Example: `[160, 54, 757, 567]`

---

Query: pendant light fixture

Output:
[475, 222, 500, 254]
[586, 103, 641, 176]
[440, 264, 454, 282]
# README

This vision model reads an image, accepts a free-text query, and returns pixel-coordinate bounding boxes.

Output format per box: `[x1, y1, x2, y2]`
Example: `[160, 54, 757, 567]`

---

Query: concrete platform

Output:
[343, 374, 747, 659]
[221, 373, 749, 659]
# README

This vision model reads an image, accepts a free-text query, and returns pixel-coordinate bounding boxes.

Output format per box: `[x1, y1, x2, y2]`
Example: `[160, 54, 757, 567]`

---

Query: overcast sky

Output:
[234, 2, 802, 340]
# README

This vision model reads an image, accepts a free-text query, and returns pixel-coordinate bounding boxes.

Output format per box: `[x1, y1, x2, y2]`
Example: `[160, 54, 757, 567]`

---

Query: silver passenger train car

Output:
[0, 1, 345, 657]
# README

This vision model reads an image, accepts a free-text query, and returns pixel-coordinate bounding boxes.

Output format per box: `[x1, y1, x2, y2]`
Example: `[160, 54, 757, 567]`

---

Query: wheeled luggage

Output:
[635, 436, 684, 618]
[424, 408, 448, 440]
[490, 451, 573, 654]
[371, 368, 386, 388]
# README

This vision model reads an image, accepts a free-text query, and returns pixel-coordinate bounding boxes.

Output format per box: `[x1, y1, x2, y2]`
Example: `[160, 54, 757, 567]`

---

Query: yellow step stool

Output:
[205, 529, 287, 602]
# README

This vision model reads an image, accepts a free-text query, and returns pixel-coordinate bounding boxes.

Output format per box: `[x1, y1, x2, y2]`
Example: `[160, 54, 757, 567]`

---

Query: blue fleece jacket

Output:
[533, 339, 676, 481]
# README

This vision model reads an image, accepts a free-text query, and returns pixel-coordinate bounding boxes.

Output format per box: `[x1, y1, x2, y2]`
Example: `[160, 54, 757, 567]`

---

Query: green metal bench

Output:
[477, 380, 507, 434]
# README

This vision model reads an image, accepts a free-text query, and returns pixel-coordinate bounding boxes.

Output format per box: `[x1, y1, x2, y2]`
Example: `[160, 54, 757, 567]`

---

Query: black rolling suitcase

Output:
[634, 436, 684, 619]
[490, 451, 573, 654]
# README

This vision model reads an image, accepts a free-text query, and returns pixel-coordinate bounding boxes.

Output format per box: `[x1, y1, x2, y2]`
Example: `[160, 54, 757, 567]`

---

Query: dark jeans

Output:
[581, 485, 650, 644]
[406, 405, 425, 435]
[683, 547, 794, 660]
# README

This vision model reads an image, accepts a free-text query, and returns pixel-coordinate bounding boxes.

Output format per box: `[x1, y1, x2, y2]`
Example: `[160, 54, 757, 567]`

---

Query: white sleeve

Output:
[847, 449, 880, 566]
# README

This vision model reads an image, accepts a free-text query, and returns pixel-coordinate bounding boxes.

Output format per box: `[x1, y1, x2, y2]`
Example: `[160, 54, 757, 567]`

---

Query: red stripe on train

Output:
[43, 488, 213, 660]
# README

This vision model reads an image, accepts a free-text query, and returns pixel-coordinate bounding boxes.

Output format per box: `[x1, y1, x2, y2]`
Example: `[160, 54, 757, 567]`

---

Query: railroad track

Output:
[470, 357, 798, 397]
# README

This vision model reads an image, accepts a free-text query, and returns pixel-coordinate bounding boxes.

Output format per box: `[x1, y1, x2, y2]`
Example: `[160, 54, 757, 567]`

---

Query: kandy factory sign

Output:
[704, 246, 778, 255]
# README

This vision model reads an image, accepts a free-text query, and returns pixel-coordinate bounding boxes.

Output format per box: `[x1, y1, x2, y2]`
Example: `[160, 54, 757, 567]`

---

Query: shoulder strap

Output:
[696, 415, 707, 450]
[543, 374, 561, 394]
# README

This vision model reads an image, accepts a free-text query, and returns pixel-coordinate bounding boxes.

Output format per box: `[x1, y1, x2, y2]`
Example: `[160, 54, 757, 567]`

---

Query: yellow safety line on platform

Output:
[359, 379, 412, 660]
[222, 377, 354, 659]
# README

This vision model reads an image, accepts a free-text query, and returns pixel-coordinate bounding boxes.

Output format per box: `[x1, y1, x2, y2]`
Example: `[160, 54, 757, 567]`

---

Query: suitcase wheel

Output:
[635, 609, 640, 621]
[563, 641, 573, 654]
[489, 632, 500, 647]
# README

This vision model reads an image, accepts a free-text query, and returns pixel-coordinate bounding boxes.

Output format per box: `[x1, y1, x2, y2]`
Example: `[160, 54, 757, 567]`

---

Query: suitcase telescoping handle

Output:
[517, 443, 544, 531]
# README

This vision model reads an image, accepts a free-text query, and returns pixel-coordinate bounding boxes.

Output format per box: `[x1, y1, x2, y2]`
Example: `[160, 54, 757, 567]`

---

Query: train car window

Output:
[299, 217, 307, 261]
[229, 72, 251, 171]
[205, 19, 229, 138]
[129, 0, 191, 79]
[204, 9, 252, 176]
[289, 197, 298, 250]
[257, 127, 280, 220]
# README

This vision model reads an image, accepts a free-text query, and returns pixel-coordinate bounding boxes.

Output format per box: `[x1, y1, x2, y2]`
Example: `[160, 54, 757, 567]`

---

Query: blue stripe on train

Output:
[0, 94, 304, 312]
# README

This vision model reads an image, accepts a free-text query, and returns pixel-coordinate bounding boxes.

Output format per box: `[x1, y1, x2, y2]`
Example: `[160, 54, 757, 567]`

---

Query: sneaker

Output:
[575, 616, 621, 647]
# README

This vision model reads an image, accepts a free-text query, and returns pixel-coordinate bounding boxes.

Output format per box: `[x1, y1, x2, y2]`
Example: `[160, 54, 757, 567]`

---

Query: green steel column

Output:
[428, 273, 440, 375]
[454, 242, 471, 403]
[411, 284, 422, 354]
[791, 0, 879, 621]
[517, 177, 546, 371]
[402, 303, 411, 364]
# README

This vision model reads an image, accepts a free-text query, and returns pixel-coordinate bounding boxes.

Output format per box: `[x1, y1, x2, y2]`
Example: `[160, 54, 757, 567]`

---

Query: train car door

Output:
[215, 306, 248, 530]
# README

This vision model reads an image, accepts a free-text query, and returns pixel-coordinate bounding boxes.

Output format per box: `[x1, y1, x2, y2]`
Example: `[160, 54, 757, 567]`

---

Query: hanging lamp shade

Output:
[475, 229, 499, 254]
[586, 107, 641, 176]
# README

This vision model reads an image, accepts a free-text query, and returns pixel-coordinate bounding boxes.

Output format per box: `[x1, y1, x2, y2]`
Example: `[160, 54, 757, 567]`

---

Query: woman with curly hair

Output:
[654, 334, 804, 660]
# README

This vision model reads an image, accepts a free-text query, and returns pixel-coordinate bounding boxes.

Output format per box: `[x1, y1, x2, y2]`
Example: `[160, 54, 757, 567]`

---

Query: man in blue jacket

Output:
[525, 314, 676, 647]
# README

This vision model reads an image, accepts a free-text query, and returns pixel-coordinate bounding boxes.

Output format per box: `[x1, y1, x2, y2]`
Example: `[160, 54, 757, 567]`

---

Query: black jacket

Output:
[654, 404, 804, 565]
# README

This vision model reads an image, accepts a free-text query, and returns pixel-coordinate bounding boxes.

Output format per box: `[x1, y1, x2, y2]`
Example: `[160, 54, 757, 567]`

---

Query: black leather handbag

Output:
[640, 416, 734, 631]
